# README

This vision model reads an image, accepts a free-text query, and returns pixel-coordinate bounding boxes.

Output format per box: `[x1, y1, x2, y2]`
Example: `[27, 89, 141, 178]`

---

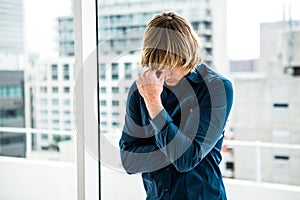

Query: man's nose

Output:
[164, 71, 172, 79]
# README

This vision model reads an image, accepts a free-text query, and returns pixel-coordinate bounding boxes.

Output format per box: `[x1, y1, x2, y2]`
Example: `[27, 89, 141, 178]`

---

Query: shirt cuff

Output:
[149, 109, 173, 132]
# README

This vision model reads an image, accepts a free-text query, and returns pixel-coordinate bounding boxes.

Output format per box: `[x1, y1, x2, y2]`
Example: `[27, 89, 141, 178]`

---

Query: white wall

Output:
[1, 156, 300, 200]
[0, 157, 76, 200]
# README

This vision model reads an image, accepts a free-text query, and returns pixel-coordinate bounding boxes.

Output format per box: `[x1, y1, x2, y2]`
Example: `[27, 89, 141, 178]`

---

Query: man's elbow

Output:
[120, 150, 139, 174]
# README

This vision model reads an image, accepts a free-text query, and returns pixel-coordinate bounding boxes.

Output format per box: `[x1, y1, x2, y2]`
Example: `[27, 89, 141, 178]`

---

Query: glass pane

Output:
[97, 0, 300, 199]
[0, 0, 76, 199]
[97, 0, 216, 199]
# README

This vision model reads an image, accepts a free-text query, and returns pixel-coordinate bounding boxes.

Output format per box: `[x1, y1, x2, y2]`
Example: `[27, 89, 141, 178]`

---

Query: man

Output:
[119, 12, 233, 200]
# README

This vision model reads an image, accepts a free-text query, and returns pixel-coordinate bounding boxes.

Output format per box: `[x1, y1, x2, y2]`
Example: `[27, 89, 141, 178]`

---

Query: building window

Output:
[273, 103, 289, 108]
[112, 112, 119, 117]
[64, 110, 71, 115]
[100, 87, 106, 93]
[52, 87, 59, 93]
[111, 63, 119, 80]
[112, 122, 119, 126]
[100, 112, 107, 116]
[124, 62, 132, 80]
[0, 86, 23, 98]
[64, 87, 70, 93]
[64, 120, 71, 124]
[41, 119, 48, 123]
[51, 64, 58, 80]
[40, 87, 47, 93]
[124, 87, 130, 93]
[100, 63, 106, 80]
[63, 64, 70, 80]
[112, 100, 119, 106]
[191, 22, 199, 30]
[40, 98, 47, 105]
[41, 134, 48, 140]
[100, 121, 107, 126]
[112, 87, 119, 94]
[52, 110, 59, 115]
[52, 99, 59, 105]
[63, 99, 71, 105]
[40, 110, 48, 114]
[100, 100, 106, 106]
[52, 119, 59, 124]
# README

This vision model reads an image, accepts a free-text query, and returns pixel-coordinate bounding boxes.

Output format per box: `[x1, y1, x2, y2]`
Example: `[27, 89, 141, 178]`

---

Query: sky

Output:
[24, 0, 71, 58]
[24, 0, 300, 60]
[227, 0, 300, 60]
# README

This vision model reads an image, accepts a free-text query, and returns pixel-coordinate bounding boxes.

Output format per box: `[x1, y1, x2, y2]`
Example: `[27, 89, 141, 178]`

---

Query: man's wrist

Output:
[146, 103, 164, 119]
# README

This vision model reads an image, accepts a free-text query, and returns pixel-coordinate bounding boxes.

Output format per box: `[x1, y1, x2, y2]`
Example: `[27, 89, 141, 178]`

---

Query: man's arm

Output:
[119, 82, 170, 174]
[149, 78, 233, 172]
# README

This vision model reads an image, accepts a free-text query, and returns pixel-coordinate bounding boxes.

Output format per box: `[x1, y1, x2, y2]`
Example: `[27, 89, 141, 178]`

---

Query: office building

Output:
[58, 16, 74, 57]
[230, 59, 258, 72]
[97, 0, 228, 134]
[98, 0, 228, 71]
[230, 20, 300, 185]
[25, 57, 75, 149]
[0, 0, 24, 69]
[258, 20, 300, 72]
[0, 70, 25, 157]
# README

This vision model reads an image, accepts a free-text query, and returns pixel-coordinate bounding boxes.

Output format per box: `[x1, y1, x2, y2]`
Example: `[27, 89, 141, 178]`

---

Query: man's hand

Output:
[136, 70, 164, 119]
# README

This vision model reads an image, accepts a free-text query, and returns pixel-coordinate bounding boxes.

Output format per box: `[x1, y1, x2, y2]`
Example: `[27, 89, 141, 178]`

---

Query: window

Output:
[52, 119, 59, 124]
[40, 87, 47, 93]
[64, 87, 70, 93]
[100, 87, 106, 93]
[52, 99, 59, 105]
[100, 100, 107, 106]
[111, 63, 119, 80]
[112, 121, 119, 126]
[41, 110, 48, 114]
[273, 103, 289, 108]
[40, 98, 47, 105]
[100, 112, 107, 116]
[64, 110, 71, 115]
[52, 110, 59, 115]
[124, 62, 132, 80]
[63, 99, 71, 105]
[112, 100, 119, 106]
[112, 87, 119, 93]
[52, 87, 59, 93]
[125, 87, 130, 93]
[41, 134, 48, 140]
[51, 64, 58, 80]
[112, 112, 119, 116]
[64, 120, 71, 124]
[63, 64, 70, 80]
[100, 121, 107, 126]
[100, 63, 106, 80]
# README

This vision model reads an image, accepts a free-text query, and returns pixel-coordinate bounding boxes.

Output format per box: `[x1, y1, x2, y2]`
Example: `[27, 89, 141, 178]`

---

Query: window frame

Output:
[74, 0, 101, 199]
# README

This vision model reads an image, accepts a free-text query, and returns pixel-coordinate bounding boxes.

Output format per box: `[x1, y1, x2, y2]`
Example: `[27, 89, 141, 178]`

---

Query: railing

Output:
[0, 127, 76, 159]
[1, 126, 300, 184]
[223, 140, 300, 183]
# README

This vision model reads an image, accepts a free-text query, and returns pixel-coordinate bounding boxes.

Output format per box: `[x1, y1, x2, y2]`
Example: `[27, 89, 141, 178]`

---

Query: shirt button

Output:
[166, 167, 170, 171]
[164, 189, 169, 192]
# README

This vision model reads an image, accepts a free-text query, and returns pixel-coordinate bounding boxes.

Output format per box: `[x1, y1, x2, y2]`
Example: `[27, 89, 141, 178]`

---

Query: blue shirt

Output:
[119, 64, 234, 200]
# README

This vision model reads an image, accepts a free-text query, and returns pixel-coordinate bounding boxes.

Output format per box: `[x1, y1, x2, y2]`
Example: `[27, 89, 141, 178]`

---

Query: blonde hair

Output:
[141, 12, 202, 71]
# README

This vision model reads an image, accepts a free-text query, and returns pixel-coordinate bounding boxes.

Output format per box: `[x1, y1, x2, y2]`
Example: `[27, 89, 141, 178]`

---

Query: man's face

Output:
[159, 68, 189, 86]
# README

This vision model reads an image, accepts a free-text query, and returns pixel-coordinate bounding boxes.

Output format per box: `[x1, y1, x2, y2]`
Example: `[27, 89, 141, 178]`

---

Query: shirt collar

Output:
[185, 64, 206, 83]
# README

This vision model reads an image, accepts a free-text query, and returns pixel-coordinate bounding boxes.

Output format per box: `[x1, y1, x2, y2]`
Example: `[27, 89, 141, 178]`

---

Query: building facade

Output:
[230, 20, 300, 185]
[0, 0, 24, 69]
[25, 57, 75, 149]
[97, 0, 228, 134]
[58, 16, 74, 57]
[0, 70, 25, 157]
